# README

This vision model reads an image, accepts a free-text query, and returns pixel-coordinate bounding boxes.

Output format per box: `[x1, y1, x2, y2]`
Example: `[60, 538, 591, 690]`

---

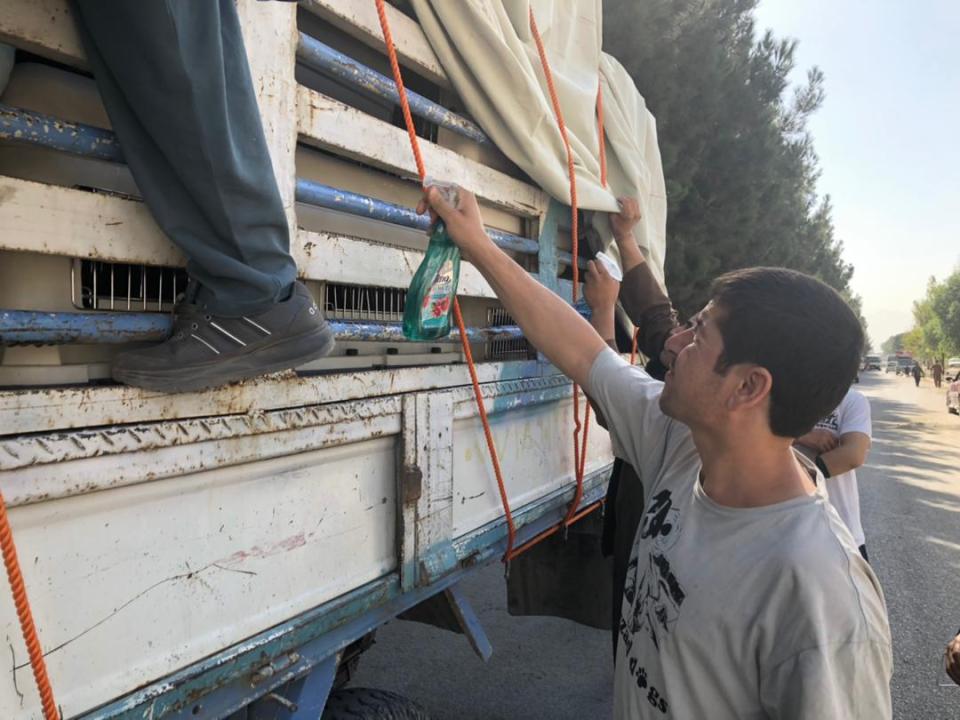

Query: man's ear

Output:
[726, 365, 773, 412]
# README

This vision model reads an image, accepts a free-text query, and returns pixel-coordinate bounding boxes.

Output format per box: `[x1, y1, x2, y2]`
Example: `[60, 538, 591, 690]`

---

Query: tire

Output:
[321, 688, 431, 720]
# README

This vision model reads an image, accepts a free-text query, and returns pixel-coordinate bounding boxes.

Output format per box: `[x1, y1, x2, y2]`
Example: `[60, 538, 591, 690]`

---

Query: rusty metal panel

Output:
[0, 395, 402, 507]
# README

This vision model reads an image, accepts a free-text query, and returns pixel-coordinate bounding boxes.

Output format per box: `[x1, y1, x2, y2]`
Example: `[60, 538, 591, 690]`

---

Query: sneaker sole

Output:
[112, 324, 336, 393]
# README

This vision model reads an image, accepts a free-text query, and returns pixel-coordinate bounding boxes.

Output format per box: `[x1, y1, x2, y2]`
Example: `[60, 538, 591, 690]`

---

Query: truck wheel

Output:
[321, 688, 431, 720]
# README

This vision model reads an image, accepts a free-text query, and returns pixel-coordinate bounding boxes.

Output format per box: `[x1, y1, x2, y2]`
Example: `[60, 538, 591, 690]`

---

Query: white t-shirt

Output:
[586, 348, 892, 720]
[812, 389, 872, 546]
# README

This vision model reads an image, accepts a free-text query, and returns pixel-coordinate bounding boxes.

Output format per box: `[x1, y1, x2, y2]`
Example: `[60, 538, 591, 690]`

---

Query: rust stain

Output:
[216, 532, 307, 568]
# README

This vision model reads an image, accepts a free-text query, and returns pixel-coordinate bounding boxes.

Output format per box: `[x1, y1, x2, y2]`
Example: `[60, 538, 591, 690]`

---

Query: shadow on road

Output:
[856, 376, 960, 718]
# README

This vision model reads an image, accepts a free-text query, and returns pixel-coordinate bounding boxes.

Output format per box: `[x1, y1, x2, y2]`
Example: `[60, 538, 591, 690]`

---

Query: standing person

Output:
[796, 387, 873, 561]
[70, 0, 335, 392]
[933, 361, 944, 389]
[420, 186, 892, 719]
[912, 363, 923, 387]
[584, 197, 678, 655]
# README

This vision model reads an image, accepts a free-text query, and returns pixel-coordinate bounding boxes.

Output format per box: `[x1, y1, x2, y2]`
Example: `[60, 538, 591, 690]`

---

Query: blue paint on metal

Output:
[246, 654, 337, 720]
[295, 179, 540, 256]
[484, 384, 572, 418]
[0, 103, 124, 163]
[418, 542, 459, 585]
[296, 33, 489, 145]
[0, 309, 524, 346]
[536, 199, 564, 295]
[295, 179, 583, 269]
[0, 107, 587, 272]
[0, 309, 171, 345]
[445, 583, 493, 662]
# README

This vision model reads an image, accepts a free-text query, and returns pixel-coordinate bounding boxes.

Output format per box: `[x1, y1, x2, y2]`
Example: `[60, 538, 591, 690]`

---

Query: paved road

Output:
[353, 371, 960, 719]
[857, 371, 960, 719]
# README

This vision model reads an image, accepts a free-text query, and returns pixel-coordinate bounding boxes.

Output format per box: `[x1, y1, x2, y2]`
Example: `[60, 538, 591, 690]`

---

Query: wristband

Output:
[815, 455, 832, 479]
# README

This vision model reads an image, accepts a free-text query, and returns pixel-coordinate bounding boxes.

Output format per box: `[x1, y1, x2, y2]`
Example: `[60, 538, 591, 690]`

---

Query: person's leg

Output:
[71, 0, 333, 392]
[71, 0, 295, 316]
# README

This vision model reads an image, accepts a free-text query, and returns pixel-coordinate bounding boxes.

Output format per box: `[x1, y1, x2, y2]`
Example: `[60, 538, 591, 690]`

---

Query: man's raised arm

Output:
[420, 187, 607, 388]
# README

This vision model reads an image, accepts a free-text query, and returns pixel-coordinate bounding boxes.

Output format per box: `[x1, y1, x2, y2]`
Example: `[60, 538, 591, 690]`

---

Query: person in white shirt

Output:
[418, 185, 892, 719]
[796, 388, 872, 560]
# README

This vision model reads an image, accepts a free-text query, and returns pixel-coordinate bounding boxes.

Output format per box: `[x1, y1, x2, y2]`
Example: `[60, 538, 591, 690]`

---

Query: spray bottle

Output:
[403, 179, 462, 340]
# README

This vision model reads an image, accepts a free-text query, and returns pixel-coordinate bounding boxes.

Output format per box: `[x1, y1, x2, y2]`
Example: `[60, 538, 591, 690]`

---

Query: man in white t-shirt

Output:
[796, 388, 872, 560]
[419, 187, 892, 719]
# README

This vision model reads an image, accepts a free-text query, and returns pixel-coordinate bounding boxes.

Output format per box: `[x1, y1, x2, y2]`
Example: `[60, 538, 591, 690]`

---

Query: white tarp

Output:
[410, 0, 668, 285]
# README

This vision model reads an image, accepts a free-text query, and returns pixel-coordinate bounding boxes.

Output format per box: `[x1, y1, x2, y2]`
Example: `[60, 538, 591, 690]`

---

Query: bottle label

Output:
[420, 260, 454, 327]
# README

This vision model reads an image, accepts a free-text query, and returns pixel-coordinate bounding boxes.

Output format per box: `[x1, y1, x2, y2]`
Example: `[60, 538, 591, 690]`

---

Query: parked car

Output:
[863, 355, 882, 371]
[948, 357, 960, 371]
[896, 357, 916, 376]
[948, 371, 960, 415]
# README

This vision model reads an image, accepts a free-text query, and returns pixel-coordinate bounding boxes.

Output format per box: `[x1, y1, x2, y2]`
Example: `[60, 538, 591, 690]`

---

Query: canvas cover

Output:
[410, 0, 668, 285]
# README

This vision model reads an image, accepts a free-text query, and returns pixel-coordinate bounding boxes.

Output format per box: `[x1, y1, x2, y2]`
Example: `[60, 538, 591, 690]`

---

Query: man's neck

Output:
[693, 429, 815, 508]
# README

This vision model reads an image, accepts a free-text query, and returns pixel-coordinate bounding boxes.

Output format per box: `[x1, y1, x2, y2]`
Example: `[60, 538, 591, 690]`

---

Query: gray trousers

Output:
[72, 0, 297, 316]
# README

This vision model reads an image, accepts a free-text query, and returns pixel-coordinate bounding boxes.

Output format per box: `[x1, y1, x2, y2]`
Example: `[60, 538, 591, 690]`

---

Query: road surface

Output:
[352, 371, 960, 719]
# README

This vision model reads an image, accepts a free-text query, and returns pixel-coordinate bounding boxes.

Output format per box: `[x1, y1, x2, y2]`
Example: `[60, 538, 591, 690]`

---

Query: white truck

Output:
[0, 1, 621, 718]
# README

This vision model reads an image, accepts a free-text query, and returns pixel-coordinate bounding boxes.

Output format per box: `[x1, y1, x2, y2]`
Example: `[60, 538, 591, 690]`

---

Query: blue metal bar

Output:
[0, 105, 583, 270]
[296, 33, 488, 145]
[0, 309, 524, 346]
[0, 103, 123, 163]
[295, 179, 584, 269]
[295, 178, 540, 256]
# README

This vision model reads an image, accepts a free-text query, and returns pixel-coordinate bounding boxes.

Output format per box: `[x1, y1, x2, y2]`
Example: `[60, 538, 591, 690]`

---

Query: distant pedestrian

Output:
[912, 364, 922, 387]
[933, 362, 943, 389]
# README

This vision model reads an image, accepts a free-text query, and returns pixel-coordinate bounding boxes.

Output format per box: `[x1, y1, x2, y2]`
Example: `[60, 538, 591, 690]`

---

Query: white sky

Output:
[753, 1, 960, 348]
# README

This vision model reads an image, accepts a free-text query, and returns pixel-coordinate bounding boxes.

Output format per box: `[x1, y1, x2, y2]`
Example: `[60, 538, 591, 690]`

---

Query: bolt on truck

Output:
[0, 1, 666, 717]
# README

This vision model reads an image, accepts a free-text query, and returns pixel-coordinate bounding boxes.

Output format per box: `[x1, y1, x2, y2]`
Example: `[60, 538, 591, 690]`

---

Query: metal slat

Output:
[0, 103, 123, 162]
[295, 179, 584, 269]
[0, 309, 526, 346]
[295, 33, 488, 145]
[0, 105, 585, 270]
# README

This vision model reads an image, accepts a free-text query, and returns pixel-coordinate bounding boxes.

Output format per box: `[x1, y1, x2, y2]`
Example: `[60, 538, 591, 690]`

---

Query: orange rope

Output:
[373, 0, 518, 558]
[0, 491, 59, 719]
[452, 300, 516, 551]
[527, 8, 590, 531]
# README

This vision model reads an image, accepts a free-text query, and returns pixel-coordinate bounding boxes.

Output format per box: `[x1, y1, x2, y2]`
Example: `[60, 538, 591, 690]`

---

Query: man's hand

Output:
[610, 197, 645, 275]
[419, 184, 607, 389]
[945, 632, 960, 685]
[584, 259, 620, 315]
[585, 259, 620, 342]
[611, 196, 641, 242]
[795, 428, 839, 454]
[416, 185, 490, 262]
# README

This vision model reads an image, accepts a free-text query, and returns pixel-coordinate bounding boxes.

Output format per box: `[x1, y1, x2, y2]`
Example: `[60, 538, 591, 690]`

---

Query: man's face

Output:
[659, 301, 730, 426]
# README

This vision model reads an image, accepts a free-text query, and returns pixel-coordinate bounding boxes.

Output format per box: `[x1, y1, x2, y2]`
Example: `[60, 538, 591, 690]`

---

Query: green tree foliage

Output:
[903, 273, 960, 362]
[881, 333, 906, 356]
[602, 0, 863, 326]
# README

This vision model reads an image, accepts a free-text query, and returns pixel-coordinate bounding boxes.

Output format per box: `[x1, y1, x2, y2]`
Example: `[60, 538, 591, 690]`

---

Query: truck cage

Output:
[0, 2, 615, 718]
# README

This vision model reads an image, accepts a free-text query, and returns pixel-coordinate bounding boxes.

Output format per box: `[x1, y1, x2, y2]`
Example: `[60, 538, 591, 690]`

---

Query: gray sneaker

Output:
[112, 282, 335, 393]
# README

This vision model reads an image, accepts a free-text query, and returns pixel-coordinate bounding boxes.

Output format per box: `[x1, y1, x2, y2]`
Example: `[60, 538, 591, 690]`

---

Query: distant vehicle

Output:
[947, 370, 960, 415]
[885, 359, 899, 373]
[948, 357, 960, 370]
[863, 355, 882, 371]
[896, 357, 915, 376]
